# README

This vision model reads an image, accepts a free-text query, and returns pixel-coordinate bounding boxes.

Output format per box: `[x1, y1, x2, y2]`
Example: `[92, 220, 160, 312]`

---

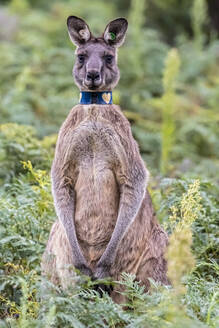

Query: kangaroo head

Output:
[67, 16, 128, 91]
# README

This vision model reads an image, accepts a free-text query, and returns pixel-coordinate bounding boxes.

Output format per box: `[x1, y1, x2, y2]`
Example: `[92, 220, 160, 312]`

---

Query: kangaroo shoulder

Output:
[105, 105, 140, 154]
[104, 105, 131, 131]
[59, 105, 84, 136]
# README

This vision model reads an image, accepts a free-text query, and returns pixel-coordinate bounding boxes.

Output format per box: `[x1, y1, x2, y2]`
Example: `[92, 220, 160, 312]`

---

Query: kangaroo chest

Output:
[71, 115, 125, 264]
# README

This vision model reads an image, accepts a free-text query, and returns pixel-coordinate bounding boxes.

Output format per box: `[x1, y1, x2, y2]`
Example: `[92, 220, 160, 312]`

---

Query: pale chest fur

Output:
[68, 105, 128, 265]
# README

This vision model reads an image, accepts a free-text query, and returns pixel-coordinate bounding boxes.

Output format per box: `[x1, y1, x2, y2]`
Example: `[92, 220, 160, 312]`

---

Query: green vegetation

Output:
[0, 0, 218, 327]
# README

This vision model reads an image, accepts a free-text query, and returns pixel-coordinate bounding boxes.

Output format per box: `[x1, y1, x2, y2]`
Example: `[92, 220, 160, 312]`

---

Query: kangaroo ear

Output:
[67, 16, 91, 46]
[103, 18, 128, 47]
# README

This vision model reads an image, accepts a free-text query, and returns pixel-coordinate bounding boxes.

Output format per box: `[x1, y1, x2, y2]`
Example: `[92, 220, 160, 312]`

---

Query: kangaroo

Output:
[41, 16, 169, 303]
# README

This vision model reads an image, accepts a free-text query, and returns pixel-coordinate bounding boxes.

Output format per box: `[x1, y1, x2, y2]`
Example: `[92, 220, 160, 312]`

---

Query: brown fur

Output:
[42, 104, 168, 302]
[41, 16, 168, 302]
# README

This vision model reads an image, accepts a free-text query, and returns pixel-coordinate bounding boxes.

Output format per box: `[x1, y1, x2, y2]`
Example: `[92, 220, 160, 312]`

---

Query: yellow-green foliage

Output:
[9, 0, 29, 14]
[0, 123, 56, 182]
[166, 180, 202, 294]
[191, 0, 207, 48]
[22, 160, 53, 215]
[161, 48, 181, 174]
[128, 0, 147, 77]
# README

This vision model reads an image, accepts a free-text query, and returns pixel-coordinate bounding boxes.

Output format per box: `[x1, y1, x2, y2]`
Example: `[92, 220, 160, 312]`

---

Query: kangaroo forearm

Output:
[52, 185, 89, 268]
[59, 214, 88, 268]
[98, 165, 148, 266]
[97, 185, 145, 266]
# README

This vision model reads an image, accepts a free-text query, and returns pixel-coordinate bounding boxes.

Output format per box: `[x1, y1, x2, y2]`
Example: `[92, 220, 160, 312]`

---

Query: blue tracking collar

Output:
[79, 91, 113, 105]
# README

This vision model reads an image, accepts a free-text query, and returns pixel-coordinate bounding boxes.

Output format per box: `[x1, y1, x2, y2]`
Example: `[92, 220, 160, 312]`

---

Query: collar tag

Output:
[79, 91, 113, 105]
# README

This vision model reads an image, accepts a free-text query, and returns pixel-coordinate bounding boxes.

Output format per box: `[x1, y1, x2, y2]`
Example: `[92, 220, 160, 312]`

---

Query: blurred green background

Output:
[0, 0, 218, 178]
[0, 0, 218, 327]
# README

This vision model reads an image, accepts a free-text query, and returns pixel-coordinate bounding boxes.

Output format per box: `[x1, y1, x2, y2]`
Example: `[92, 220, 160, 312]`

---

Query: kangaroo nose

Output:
[86, 71, 100, 81]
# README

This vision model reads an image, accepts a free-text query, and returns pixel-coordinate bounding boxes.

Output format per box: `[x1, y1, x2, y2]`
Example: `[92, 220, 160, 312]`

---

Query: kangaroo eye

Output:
[105, 55, 113, 64]
[78, 55, 85, 64]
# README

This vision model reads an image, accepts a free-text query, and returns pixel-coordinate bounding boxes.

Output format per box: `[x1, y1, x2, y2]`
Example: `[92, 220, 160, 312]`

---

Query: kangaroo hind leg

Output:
[136, 226, 169, 289]
[41, 220, 76, 289]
